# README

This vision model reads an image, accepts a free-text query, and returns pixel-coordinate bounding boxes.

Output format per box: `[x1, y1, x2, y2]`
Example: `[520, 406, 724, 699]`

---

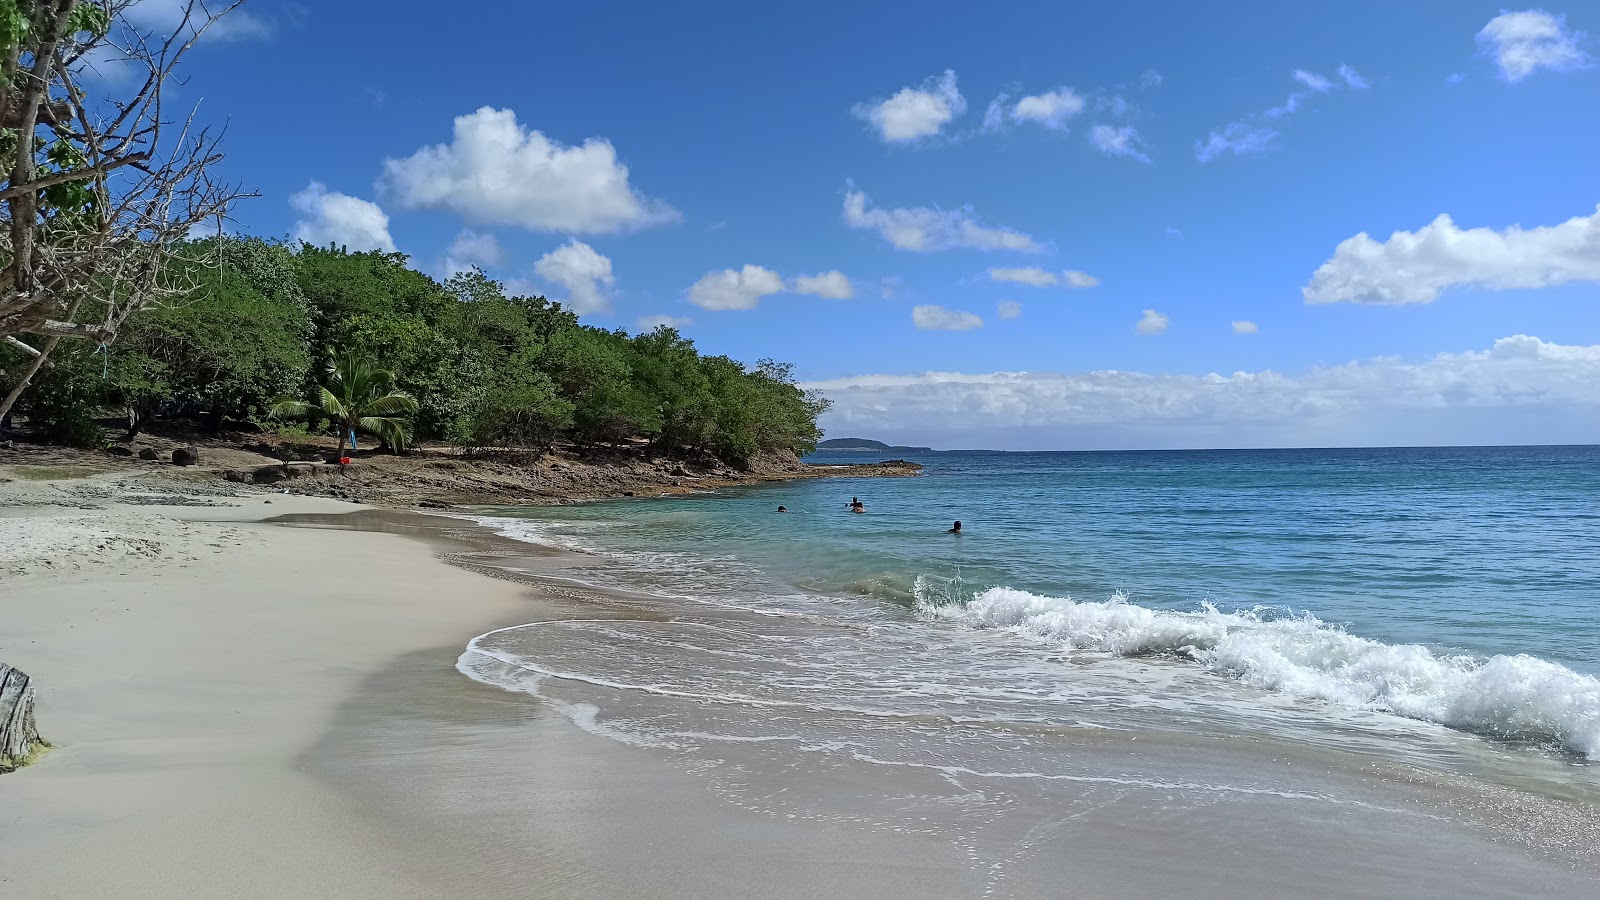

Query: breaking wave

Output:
[917, 583, 1600, 759]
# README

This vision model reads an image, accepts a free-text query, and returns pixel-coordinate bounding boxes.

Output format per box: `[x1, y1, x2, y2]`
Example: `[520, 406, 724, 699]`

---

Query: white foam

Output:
[920, 586, 1600, 759]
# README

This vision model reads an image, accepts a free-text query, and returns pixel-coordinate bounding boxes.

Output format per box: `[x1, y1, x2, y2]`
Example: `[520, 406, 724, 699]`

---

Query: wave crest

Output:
[918, 585, 1600, 758]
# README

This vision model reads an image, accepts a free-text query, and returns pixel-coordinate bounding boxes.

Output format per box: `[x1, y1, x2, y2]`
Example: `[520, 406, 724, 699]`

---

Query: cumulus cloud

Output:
[1477, 10, 1592, 82]
[1064, 270, 1100, 288]
[912, 305, 983, 331]
[1011, 88, 1086, 130]
[290, 182, 396, 253]
[380, 107, 679, 234]
[1233, 320, 1260, 334]
[803, 336, 1600, 449]
[686, 265, 785, 311]
[843, 187, 1042, 253]
[1303, 205, 1600, 304]
[636, 314, 694, 332]
[533, 239, 616, 314]
[852, 70, 967, 142]
[442, 228, 504, 276]
[1089, 124, 1151, 162]
[1136, 309, 1169, 335]
[123, 0, 275, 42]
[997, 300, 1022, 320]
[791, 270, 854, 299]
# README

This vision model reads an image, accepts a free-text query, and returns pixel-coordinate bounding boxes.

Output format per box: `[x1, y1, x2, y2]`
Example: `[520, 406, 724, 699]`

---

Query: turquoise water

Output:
[476, 445, 1600, 761]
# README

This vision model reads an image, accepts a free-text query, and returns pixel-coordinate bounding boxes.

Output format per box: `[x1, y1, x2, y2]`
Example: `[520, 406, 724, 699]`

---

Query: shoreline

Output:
[4, 473, 1599, 897]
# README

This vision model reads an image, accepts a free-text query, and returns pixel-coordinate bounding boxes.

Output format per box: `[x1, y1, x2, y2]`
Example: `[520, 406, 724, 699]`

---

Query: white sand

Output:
[0, 481, 533, 897]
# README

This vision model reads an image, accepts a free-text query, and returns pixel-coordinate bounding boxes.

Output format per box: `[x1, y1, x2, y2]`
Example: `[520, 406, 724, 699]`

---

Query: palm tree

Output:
[271, 351, 419, 455]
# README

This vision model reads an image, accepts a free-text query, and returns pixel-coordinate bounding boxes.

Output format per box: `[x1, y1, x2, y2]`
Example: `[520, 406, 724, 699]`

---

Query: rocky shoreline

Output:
[1, 434, 922, 509]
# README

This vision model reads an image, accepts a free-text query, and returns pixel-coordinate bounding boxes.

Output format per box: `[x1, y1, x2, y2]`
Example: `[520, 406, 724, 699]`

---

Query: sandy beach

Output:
[4, 470, 1598, 899]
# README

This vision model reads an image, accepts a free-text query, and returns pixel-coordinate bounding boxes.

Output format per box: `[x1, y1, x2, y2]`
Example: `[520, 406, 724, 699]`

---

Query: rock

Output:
[105, 445, 134, 457]
[138, 448, 160, 461]
[251, 466, 286, 485]
[224, 470, 251, 483]
[670, 466, 690, 477]
[172, 447, 199, 466]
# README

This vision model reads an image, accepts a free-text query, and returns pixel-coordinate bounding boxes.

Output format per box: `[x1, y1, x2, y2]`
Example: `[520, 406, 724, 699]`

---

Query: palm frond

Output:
[359, 416, 411, 453]
[316, 385, 349, 421]
[269, 397, 312, 420]
[362, 392, 419, 417]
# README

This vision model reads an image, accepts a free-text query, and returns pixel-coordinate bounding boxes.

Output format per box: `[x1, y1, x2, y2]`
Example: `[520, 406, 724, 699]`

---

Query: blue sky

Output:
[159, 1, 1599, 448]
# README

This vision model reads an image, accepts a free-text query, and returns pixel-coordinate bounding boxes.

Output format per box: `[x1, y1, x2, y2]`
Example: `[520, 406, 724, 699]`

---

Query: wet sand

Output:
[3, 488, 1597, 897]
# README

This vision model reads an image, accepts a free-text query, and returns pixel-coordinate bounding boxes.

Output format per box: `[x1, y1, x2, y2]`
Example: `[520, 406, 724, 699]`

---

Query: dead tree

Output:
[0, 0, 256, 421]
[0, 662, 44, 771]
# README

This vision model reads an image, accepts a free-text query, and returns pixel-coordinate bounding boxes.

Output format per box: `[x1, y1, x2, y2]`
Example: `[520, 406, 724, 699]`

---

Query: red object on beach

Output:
[339, 456, 352, 466]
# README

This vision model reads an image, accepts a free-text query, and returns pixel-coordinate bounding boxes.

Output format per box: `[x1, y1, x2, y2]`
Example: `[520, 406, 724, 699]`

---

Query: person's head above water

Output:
[947, 520, 962, 533]
[777, 505, 787, 512]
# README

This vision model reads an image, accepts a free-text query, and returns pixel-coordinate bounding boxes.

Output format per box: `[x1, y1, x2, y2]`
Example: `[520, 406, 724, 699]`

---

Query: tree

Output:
[0, 0, 255, 422]
[271, 351, 418, 455]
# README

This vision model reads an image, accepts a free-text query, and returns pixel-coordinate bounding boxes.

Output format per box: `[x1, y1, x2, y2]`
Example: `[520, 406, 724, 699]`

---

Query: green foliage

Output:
[15, 348, 107, 448]
[111, 238, 314, 434]
[9, 241, 826, 464]
[272, 351, 420, 453]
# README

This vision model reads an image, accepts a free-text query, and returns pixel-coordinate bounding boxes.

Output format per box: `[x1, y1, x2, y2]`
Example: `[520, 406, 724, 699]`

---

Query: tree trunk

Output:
[0, 662, 44, 772]
[0, 335, 60, 424]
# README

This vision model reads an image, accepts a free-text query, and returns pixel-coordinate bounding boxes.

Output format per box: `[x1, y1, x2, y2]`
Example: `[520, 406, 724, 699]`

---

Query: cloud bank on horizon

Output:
[807, 336, 1600, 450]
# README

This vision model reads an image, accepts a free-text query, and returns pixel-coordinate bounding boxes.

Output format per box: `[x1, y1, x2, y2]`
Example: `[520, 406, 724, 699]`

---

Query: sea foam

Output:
[918, 585, 1600, 759]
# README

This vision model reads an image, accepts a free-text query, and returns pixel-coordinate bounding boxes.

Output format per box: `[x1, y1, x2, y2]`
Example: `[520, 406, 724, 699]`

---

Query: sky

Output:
[129, 0, 1600, 449]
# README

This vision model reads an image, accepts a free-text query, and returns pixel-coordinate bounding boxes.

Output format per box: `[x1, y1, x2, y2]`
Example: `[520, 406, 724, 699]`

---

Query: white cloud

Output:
[803, 336, 1600, 450]
[988, 266, 1058, 287]
[843, 187, 1043, 253]
[1200, 65, 1369, 161]
[913, 305, 983, 331]
[448, 229, 504, 267]
[1195, 121, 1279, 162]
[981, 94, 1010, 132]
[1338, 64, 1370, 89]
[853, 70, 967, 142]
[1303, 205, 1600, 304]
[636, 314, 694, 332]
[791, 270, 854, 299]
[122, 0, 274, 42]
[533, 239, 616, 314]
[1139, 70, 1164, 89]
[1293, 69, 1333, 92]
[1089, 124, 1151, 163]
[442, 228, 504, 276]
[987, 267, 1099, 288]
[1136, 309, 1169, 335]
[1477, 10, 1591, 82]
[290, 182, 396, 253]
[686, 265, 785, 311]
[380, 107, 679, 234]
[997, 300, 1022, 320]
[1233, 320, 1260, 334]
[1011, 88, 1086, 130]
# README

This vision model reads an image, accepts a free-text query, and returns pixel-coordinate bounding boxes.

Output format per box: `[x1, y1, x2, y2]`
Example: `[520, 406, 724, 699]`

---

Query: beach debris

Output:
[0, 662, 45, 773]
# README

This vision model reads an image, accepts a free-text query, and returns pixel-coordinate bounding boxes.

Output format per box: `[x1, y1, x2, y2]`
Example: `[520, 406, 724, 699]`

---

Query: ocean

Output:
[456, 445, 1600, 886]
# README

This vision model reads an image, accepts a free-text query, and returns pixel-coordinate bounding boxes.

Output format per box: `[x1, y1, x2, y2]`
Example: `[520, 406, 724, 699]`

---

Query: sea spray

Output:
[918, 585, 1600, 758]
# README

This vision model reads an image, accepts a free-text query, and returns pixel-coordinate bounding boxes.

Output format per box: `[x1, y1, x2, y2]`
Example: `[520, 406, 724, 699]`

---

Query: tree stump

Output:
[0, 662, 44, 772]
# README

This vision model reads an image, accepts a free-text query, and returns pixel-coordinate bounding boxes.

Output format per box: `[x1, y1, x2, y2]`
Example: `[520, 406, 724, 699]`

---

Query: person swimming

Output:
[946, 520, 962, 533]
[777, 505, 788, 512]
[850, 498, 866, 513]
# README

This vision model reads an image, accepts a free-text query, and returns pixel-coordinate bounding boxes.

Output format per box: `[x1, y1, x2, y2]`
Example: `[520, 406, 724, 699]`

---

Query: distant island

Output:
[816, 438, 933, 452]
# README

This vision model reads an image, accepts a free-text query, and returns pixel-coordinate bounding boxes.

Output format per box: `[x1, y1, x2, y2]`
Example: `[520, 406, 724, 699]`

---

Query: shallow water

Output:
[457, 445, 1600, 882]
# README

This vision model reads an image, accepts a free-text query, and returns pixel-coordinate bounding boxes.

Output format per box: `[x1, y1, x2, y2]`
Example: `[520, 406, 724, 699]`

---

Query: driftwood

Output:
[0, 662, 44, 772]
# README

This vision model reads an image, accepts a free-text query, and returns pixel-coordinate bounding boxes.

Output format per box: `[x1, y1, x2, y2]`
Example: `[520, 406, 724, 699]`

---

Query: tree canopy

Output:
[1, 238, 830, 466]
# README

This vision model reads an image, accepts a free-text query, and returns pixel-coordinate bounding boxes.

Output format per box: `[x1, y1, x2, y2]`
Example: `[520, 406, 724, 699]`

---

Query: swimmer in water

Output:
[946, 520, 962, 534]
[777, 505, 788, 512]
[850, 500, 866, 513]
